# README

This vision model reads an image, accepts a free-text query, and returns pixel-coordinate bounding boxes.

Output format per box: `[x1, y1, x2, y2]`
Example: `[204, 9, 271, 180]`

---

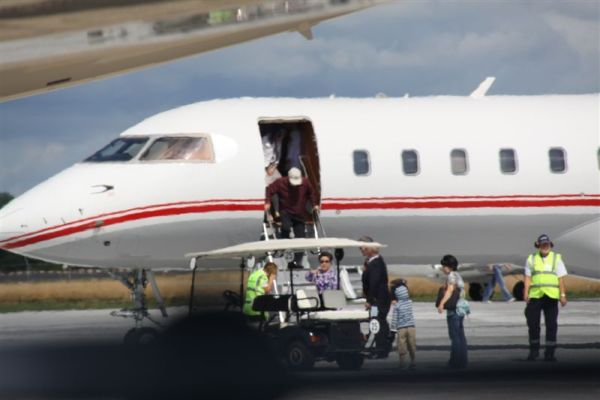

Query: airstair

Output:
[246, 207, 368, 313]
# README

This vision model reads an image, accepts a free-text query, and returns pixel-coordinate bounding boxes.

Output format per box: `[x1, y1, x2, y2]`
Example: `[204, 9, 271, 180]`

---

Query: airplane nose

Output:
[0, 207, 26, 245]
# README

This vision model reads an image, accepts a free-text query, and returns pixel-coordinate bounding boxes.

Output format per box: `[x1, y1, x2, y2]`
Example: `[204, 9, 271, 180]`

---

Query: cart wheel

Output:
[123, 327, 159, 346]
[335, 353, 364, 370]
[285, 340, 315, 370]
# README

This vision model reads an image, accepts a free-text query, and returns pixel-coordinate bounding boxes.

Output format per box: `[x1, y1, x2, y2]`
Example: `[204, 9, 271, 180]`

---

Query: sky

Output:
[0, 0, 598, 196]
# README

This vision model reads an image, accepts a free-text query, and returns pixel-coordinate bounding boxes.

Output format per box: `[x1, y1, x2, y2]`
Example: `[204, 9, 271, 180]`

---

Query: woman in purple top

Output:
[305, 251, 338, 294]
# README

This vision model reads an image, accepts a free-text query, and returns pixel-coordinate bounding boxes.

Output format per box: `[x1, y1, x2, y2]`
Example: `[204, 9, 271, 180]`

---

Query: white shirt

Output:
[367, 254, 380, 264]
[524, 252, 567, 278]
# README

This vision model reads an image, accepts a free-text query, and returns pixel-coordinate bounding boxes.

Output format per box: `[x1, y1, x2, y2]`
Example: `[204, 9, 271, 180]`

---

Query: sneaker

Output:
[507, 298, 515, 303]
[484, 300, 492, 304]
[526, 352, 539, 361]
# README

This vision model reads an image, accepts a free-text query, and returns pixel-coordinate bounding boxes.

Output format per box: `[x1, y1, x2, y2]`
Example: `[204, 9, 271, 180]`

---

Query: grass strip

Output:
[0, 273, 598, 313]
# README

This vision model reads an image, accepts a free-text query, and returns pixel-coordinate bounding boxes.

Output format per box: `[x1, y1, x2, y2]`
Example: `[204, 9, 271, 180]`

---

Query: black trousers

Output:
[279, 211, 306, 264]
[525, 295, 559, 350]
[375, 305, 390, 354]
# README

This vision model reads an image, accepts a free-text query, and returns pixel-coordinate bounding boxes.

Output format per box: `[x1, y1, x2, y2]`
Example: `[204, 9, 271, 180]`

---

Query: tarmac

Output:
[0, 300, 598, 399]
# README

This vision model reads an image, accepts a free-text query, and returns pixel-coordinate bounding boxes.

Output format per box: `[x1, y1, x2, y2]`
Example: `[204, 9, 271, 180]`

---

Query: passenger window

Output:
[450, 149, 468, 175]
[597, 148, 600, 170]
[140, 136, 214, 161]
[549, 148, 566, 173]
[84, 137, 149, 162]
[402, 150, 419, 175]
[499, 149, 517, 174]
[353, 150, 370, 176]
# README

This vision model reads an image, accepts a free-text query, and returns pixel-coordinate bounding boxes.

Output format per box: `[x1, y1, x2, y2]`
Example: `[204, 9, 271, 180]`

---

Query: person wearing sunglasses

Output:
[305, 251, 338, 294]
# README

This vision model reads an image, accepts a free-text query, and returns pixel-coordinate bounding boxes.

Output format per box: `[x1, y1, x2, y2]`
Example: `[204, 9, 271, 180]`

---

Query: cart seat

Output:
[339, 268, 366, 305]
[322, 290, 347, 309]
[296, 288, 320, 310]
[251, 294, 293, 312]
[300, 290, 369, 321]
[300, 308, 369, 321]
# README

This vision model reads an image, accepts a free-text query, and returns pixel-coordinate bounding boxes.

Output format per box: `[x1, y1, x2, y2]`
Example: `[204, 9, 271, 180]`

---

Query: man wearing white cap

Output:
[265, 167, 319, 264]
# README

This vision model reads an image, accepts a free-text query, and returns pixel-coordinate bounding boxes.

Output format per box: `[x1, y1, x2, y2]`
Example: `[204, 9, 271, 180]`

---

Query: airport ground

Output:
[0, 301, 598, 399]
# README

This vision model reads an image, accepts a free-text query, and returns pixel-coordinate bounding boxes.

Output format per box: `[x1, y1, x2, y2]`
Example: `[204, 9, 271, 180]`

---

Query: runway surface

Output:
[0, 301, 598, 399]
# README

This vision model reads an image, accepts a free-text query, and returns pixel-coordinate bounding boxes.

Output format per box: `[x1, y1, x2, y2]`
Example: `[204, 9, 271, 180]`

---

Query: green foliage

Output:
[0, 249, 62, 272]
[0, 192, 14, 209]
[0, 297, 190, 313]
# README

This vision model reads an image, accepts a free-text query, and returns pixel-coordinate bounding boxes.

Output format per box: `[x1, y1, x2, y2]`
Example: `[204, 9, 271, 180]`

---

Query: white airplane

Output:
[1, 91, 598, 307]
[1, 1, 598, 339]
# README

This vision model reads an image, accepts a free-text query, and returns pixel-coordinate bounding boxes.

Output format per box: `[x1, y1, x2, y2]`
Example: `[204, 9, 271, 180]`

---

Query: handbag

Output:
[435, 285, 459, 310]
[456, 298, 471, 317]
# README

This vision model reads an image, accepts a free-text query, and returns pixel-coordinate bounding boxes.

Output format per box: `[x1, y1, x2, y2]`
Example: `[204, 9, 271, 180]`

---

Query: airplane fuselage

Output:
[1, 95, 598, 278]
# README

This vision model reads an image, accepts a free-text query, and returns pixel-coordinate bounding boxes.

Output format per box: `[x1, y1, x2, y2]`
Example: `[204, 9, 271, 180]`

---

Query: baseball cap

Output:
[536, 234, 552, 244]
[288, 167, 302, 186]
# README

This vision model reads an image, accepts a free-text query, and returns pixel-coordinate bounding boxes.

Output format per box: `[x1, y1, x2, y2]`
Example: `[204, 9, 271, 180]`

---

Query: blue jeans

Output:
[482, 265, 513, 301]
[447, 313, 468, 368]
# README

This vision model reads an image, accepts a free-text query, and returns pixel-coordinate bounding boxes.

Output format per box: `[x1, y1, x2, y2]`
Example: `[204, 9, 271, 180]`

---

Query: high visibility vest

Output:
[528, 251, 561, 299]
[243, 269, 268, 316]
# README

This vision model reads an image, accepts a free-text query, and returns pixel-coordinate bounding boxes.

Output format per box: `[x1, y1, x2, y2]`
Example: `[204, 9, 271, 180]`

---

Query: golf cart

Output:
[186, 237, 390, 370]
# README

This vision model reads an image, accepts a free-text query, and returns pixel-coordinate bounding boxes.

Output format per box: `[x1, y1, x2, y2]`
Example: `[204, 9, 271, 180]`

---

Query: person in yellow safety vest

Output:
[524, 234, 568, 362]
[243, 262, 278, 319]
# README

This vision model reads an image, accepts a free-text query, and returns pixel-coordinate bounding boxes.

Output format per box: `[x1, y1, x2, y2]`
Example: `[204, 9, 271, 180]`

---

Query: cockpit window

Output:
[84, 137, 149, 162]
[140, 136, 214, 161]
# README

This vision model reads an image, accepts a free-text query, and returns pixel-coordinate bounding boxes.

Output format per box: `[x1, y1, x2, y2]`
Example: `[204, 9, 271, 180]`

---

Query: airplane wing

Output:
[0, 0, 380, 102]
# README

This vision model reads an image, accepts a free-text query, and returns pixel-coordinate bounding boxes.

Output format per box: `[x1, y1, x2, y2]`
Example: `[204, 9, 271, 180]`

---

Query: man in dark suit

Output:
[359, 236, 391, 358]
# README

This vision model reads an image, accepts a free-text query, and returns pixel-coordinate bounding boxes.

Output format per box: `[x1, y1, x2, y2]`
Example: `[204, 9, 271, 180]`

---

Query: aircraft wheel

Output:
[513, 281, 525, 301]
[285, 340, 315, 370]
[335, 353, 364, 370]
[468, 283, 483, 301]
[123, 327, 159, 346]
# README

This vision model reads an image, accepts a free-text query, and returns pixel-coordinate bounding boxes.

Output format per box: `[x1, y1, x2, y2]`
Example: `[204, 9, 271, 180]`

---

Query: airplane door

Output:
[258, 118, 321, 209]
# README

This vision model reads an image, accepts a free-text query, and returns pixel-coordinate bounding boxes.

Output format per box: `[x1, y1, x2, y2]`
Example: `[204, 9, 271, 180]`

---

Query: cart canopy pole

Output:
[335, 248, 344, 290]
[239, 258, 245, 313]
[188, 257, 198, 318]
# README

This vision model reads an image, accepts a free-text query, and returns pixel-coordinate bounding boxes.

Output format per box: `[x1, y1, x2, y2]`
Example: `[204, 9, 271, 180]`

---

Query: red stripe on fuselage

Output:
[0, 198, 263, 245]
[3, 194, 597, 245]
[324, 198, 600, 210]
[2, 196, 599, 250]
[326, 194, 600, 201]
[3, 202, 263, 250]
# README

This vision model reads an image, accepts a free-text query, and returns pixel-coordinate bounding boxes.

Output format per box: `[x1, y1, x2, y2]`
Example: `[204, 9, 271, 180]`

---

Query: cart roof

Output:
[185, 237, 386, 260]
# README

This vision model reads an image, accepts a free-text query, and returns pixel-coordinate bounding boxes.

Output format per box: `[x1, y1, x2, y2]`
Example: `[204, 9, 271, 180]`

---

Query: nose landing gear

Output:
[108, 269, 168, 345]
